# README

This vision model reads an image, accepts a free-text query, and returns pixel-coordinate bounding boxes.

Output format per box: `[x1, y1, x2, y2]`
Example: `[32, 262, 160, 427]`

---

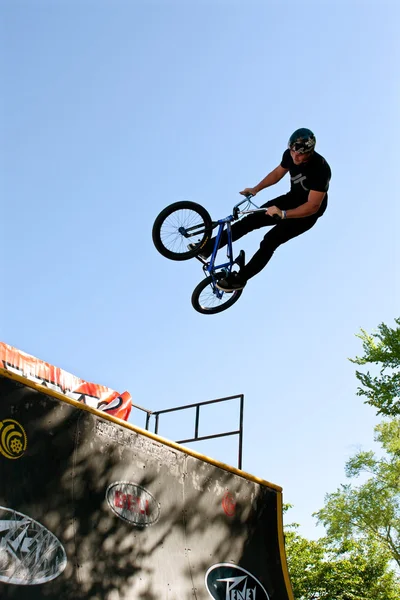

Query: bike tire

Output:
[152, 201, 213, 261]
[191, 274, 243, 315]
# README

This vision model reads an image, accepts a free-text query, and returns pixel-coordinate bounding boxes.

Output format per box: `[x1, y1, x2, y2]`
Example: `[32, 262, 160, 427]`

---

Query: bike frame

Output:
[179, 195, 270, 299]
[203, 196, 262, 280]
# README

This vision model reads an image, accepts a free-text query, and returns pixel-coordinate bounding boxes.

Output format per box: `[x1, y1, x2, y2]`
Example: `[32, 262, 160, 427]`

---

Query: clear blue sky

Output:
[2, 1, 399, 539]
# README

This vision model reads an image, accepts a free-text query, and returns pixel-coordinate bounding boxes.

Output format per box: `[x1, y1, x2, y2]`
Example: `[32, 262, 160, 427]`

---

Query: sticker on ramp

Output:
[222, 491, 236, 517]
[205, 563, 269, 599]
[0, 419, 27, 460]
[106, 481, 160, 527]
[0, 506, 67, 585]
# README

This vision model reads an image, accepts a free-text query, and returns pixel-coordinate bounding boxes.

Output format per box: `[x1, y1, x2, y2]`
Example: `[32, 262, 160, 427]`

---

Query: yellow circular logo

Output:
[0, 419, 27, 459]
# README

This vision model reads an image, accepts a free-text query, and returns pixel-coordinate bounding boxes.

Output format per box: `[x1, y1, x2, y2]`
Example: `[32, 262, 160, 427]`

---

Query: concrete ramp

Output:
[0, 349, 294, 599]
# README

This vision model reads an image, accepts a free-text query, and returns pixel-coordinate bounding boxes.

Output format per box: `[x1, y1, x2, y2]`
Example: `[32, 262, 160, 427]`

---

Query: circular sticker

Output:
[0, 419, 27, 459]
[222, 491, 236, 517]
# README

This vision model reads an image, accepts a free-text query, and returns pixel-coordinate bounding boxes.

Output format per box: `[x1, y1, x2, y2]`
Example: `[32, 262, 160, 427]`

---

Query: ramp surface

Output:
[0, 357, 294, 599]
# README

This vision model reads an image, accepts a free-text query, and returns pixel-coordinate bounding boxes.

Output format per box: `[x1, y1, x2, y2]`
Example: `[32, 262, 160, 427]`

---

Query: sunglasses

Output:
[289, 143, 311, 154]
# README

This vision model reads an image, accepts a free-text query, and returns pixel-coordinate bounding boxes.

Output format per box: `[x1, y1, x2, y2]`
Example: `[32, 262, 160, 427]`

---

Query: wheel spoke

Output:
[153, 200, 212, 261]
[196, 278, 238, 312]
[159, 208, 206, 254]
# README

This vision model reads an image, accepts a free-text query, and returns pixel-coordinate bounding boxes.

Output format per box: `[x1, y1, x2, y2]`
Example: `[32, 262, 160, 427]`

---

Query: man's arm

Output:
[286, 190, 326, 218]
[240, 165, 288, 197]
[267, 190, 326, 219]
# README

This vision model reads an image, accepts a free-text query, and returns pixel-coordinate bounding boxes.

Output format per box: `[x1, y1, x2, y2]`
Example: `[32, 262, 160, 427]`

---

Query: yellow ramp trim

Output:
[0, 367, 281, 492]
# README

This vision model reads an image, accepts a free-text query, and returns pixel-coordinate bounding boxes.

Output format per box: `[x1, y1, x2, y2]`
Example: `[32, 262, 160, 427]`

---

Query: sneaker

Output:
[215, 271, 246, 292]
[187, 242, 211, 261]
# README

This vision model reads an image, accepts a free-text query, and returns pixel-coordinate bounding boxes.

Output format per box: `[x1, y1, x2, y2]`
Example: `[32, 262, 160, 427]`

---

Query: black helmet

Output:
[288, 128, 316, 154]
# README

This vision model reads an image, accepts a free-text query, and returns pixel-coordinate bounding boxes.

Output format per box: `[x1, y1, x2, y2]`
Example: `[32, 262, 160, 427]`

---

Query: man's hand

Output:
[240, 166, 288, 199]
[266, 205, 283, 219]
[240, 187, 257, 197]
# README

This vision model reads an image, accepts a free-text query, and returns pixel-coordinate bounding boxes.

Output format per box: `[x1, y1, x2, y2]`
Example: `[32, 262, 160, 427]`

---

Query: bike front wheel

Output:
[191, 274, 243, 315]
[152, 201, 213, 261]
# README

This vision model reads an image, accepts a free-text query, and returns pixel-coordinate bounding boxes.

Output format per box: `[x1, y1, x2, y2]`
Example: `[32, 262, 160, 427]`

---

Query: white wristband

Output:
[282, 210, 287, 219]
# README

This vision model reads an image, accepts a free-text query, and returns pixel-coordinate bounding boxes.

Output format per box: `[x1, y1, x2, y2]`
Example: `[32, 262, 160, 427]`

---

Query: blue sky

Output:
[2, 1, 399, 539]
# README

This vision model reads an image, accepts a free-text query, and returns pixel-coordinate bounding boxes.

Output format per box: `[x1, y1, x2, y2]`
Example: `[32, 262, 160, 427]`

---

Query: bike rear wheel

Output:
[152, 201, 213, 261]
[191, 274, 243, 314]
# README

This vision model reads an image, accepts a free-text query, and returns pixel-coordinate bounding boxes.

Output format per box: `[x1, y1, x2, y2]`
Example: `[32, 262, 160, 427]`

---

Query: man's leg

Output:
[242, 215, 319, 280]
[201, 195, 288, 257]
[216, 214, 320, 291]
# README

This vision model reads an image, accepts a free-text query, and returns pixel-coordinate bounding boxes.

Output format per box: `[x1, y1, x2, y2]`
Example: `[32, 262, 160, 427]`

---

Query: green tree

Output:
[314, 419, 400, 571]
[284, 319, 400, 598]
[350, 317, 400, 416]
[285, 528, 399, 600]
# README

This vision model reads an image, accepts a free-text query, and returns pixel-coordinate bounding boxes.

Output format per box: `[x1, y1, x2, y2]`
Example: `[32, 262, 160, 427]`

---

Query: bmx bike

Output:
[152, 195, 280, 314]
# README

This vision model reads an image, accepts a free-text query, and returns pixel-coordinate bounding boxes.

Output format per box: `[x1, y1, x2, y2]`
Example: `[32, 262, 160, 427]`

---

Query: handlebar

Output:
[233, 194, 281, 221]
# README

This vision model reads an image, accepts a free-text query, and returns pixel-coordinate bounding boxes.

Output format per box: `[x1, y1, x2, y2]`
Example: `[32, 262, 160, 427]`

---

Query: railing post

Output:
[238, 394, 244, 470]
[195, 405, 200, 439]
[145, 412, 151, 431]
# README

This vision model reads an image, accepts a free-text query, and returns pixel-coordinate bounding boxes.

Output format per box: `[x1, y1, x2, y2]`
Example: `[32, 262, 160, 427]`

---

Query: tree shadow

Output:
[0, 377, 291, 599]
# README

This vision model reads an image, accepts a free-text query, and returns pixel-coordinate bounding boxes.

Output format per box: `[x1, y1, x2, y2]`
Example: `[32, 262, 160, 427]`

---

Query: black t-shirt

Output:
[280, 149, 331, 215]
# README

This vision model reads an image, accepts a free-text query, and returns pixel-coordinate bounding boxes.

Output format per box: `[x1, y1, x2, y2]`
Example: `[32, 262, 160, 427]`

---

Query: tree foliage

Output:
[285, 529, 399, 600]
[350, 318, 400, 416]
[284, 319, 400, 598]
[314, 419, 400, 570]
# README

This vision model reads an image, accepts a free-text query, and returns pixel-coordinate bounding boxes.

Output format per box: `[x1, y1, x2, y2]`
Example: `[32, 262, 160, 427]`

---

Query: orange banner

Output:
[0, 342, 132, 421]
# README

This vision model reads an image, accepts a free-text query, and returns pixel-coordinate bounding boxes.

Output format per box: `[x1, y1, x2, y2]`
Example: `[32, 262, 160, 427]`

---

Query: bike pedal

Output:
[196, 255, 208, 265]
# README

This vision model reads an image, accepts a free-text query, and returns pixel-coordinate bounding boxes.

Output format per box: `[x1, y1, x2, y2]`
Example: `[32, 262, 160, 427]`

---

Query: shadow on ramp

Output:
[0, 368, 294, 599]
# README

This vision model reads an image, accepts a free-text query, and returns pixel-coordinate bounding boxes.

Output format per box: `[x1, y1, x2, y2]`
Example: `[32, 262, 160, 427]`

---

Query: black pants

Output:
[213, 194, 324, 280]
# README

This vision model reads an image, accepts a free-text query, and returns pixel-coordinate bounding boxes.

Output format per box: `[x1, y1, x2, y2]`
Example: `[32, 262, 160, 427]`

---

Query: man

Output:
[200, 128, 331, 291]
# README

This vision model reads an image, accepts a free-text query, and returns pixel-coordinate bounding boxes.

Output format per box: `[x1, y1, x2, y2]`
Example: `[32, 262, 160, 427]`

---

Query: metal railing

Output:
[152, 395, 244, 469]
[128, 401, 153, 430]
[129, 395, 244, 469]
